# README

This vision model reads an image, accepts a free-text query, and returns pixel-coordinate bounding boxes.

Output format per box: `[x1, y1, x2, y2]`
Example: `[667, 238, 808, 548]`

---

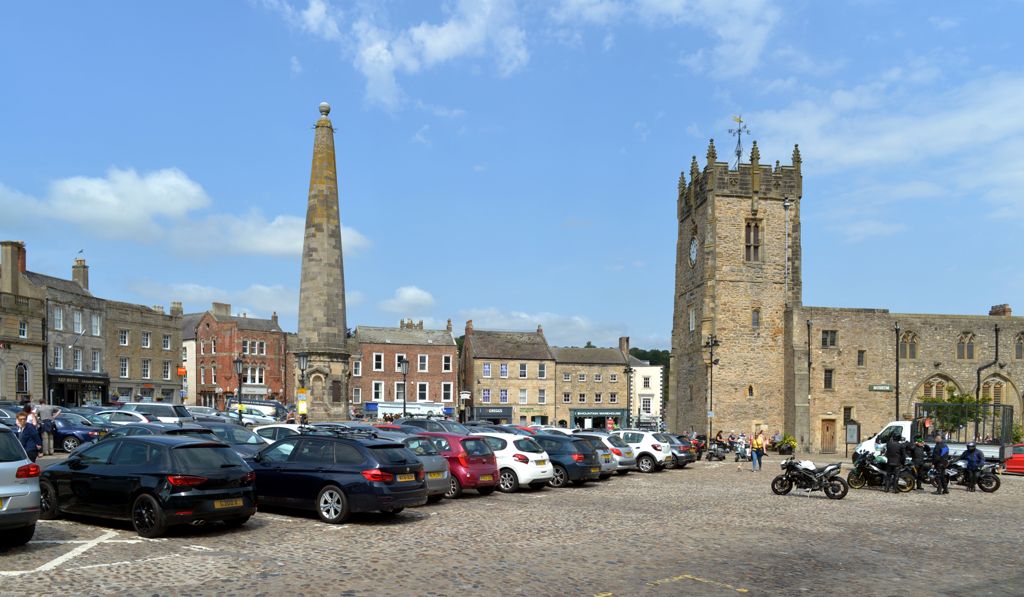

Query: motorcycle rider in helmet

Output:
[961, 441, 985, 492]
[908, 437, 928, 490]
[931, 435, 950, 495]
[883, 433, 906, 493]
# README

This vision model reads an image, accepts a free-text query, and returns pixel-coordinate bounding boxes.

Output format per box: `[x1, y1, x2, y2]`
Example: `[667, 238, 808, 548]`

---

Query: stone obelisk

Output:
[296, 101, 349, 419]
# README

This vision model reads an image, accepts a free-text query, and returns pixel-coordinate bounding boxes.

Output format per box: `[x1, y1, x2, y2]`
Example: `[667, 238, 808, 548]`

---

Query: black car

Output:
[393, 418, 471, 434]
[96, 422, 219, 443]
[661, 434, 697, 468]
[40, 436, 256, 537]
[532, 434, 601, 487]
[198, 422, 268, 457]
[247, 431, 427, 524]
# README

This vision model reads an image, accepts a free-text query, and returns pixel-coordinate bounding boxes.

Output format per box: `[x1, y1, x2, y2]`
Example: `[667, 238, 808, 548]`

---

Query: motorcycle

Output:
[705, 441, 727, 461]
[772, 457, 849, 500]
[732, 439, 750, 462]
[847, 450, 914, 493]
[930, 460, 1001, 493]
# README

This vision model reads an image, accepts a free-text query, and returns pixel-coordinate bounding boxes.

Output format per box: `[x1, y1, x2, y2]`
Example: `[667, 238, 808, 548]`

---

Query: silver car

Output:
[574, 433, 617, 479]
[579, 432, 637, 474]
[400, 435, 450, 503]
[0, 425, 41, 547]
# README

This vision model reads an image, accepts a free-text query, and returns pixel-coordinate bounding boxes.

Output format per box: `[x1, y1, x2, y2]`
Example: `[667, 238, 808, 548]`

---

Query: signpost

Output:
[297, 387, 309, 421]
[868, 384, 893, 392]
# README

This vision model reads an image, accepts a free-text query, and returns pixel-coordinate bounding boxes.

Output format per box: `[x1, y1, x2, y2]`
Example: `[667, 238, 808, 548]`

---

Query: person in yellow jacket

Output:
[750, 430, 767, 472]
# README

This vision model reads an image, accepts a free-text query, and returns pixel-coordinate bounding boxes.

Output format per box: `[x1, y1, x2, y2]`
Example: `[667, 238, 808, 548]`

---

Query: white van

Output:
[120, 402, 195, 424]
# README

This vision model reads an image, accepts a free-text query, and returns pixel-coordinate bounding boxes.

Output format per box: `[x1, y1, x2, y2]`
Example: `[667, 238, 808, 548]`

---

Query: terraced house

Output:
[0, 241, 46, 403]
[105, 299, 182, 403]
[551, 338, 631, 430]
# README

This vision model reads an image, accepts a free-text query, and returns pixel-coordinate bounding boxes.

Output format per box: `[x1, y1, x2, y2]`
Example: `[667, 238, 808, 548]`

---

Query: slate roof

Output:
[469, 330, 553, 360]
[356, 326, 455, 346]
[216, 314, 282, 333]
[550, 346, 628, 365]
[628, 355, 650, 367]
[23, 271, 91, 296]
[180, 313, 204, 340]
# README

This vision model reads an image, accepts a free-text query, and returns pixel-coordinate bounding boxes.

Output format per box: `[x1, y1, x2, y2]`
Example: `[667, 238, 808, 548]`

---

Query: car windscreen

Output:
[171, 444, 246, 470]
[0, 431, 26, 462]
[371, 446, 419, 465]
[461, 438, 492, 456]
[210, 426, 265, 445]
[172, 405, 193, 418]
[513, 438, 544, 453]
[403, 437, 440, 456]
[606, 435, 629, 448]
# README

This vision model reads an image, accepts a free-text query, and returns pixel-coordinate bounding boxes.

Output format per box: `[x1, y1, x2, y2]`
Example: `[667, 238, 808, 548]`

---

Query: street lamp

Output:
[234, 357, 244, 425]
[704, 335, 721, 447]
[296, 352, 309, 424]
[624, 362, 634, 429]
[398, 356, 409, 417]
[894, 321, 900, 420]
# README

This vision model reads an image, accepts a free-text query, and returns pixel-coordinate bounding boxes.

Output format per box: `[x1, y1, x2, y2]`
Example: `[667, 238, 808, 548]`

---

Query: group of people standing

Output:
[882, 433, 987, 494]
[10, 402, 61, 462]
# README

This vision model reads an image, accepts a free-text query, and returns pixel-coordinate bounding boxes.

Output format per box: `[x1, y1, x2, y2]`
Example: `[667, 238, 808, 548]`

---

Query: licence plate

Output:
[625, 452, 633, 457]
[397, 474, 415, 482]
[214, 498, 243, 509]
[427, 472, 444, 479]
[535, 459, 546, 466]
[603, 455, 611, 462]
[479, 474, 493, 482]
[590, 467, 600, 473]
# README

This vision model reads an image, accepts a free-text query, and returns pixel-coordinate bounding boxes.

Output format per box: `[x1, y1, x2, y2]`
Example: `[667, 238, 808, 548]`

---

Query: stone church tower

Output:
[296, 102, 350, 418]
[668, 140, 803, 439]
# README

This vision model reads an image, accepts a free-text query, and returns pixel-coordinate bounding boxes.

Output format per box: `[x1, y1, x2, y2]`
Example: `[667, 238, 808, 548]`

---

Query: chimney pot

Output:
[465, 320, 474, 334]
[446, 318, 453, 332]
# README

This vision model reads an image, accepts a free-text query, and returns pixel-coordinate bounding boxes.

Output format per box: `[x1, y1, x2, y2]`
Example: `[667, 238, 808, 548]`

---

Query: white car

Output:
[252, 423, 306, 443]
[471, 432, 553, 492]
[610, 429, 672, 473]
[120, 402, 195, 424]
[95, 410, 159, 426]
[221, 406, 276, 428]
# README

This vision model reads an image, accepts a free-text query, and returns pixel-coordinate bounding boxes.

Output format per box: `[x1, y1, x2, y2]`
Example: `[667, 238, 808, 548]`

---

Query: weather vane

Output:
[729, 115, 749, 169]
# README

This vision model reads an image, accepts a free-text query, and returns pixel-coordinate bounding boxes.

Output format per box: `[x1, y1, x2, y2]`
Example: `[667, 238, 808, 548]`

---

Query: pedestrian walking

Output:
[750, 430, 766, 471]
[14, 411, 42, 462]
[931, 435, 950, 495]
[36, 402, 60, 456]
[961, 442, 985, 492]
[883, 433, 905, 493]
[908, 437, 927, 490]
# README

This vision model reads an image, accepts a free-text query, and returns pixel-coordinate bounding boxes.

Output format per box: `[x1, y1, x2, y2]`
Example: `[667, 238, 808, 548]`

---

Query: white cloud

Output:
[928, 16, 959, 31]
[836, 220, 906, 243]
[261, 0, 342, 41]
[415, 100, 466, 118]
[380, 286, 437, 314]
[601, 32, 615, 52]
[290, 55, 303, 75]
[633, 120, 650, 142]
[550, 0, 626, 25]
[131, 281, 300, 319]
[461, 307, 627, 347]
[412, 124, 431, 145]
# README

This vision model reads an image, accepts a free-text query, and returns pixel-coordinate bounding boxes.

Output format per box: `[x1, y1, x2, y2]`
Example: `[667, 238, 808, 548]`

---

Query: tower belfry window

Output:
[745, 220, 762, 262]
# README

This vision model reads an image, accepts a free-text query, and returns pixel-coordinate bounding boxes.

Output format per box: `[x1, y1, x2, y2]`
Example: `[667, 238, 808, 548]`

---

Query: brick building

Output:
[105, 300, 182, 403]
[350, 319, 458, 418]
[669, 140, 1024, 453]
[551, 338, 631, 429]
[460, 321, 556, 425]
[0, 241, 46, 404]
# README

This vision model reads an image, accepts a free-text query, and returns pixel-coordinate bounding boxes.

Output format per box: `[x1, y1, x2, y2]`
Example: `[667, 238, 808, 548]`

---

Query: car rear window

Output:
[0, 431, 26, 462]
[371, 446, 418, 465]
[571, 439, 596, 454]
[1014, 446, 1024, 455]
[606, 435, 629, 448]
[168, 429, 217, 440]
[513, 438, 544, 453]
[445, 422, 471, 434]
[461, 438, 492, 456]
[403, 437, 440, 456]
[480, 436, 507, 451]
[211, 426, 265, 445]
[653, 433, 672, 442]
[172, 444, 246, 470]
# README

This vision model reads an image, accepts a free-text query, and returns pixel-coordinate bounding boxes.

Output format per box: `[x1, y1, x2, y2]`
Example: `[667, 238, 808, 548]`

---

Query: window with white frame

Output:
[442, 382, 453, 402]
[643, 376, 651, 389]
[499, 389, 509, 403]
[162, 334, 171, 350]
[352, 387, 362, 403]
[141, 359, 151, 379]
[73, 310, 83, 333]
[91, 349, 101, 373]
[162, 361, 171, 380]
[210, 367, 216, 383]
[16, 363, 29, 393]
[395, 381, 406, 402]
[609, 392, 618, 403]
[519, 363, 527, 379]
[18, 321, 28, 338]
[200, 367, 206, 385]
[594, 373, 602, 382]
[352, 360, 362, 376]
[482, 363, 492, 378]
[181, 347, 186, 361]
[443, 355, 452, 372]
[418, 354, 428, 373]
[119, 330, 129, 346]
[395, 354, 407, 372]
[91, 314, 101, 336]
[609, 373, 618, 382]
[259, 341, 266, 355]
[578, 393, 586, 403]
[242, 340, 250, 355]
[562, 372, 570, 382]
[372, 381, 383, 401]
[642, 397, 652, 413]
[500, 363, 508, 378]
[142, 332, 151, 348]
[53, 346, 63, 369]
[258, 367, 265, 384]
[120, 357, 129, 378]
[519, 388, 528, 404]
[578, 373, 586, 382]
[373, 353, 384, 371]
[72, 348, 82, 371]
[200, 341, 205, 355]
[538, 363, 547, 379]
[594, 392, 602, 403]
[538, 389, 547, 404]
[54, 306, 63, 330]
[482, 389, 491, 403]
[417, 382, 428, 401]
[562, 392, 571, 403]
[211, 339, 217, 354]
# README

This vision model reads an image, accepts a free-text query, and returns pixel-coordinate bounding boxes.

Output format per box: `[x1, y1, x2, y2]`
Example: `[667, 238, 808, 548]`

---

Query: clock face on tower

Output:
[689, 236, 698, 267]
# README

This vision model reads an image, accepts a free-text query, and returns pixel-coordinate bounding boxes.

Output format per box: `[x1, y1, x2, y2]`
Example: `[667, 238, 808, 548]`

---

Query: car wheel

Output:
[62, 436, 80, 452]
[39, 481, 60, 520]
[316, 485, 350, 524]
[426, 494, 444, 503]
[445, 477, 463, 499]
[0, 524, 34, 548]
[131, 494, 168, 538]
[477, 486, 496, 496]
[223, 515, 250, 529]
[637, 455, 656, 473]
[548, 465, 568, 488]
[498, 468, 519, 493]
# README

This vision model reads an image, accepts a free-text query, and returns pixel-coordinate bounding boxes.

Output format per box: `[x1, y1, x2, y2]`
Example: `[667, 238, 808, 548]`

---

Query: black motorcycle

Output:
[929, 460, 1001, 493]
[772, 457, 848, 500]
[847, 450, 914, 493]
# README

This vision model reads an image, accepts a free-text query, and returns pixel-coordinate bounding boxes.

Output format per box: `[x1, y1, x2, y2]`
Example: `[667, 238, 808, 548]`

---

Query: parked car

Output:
[661, 433, 697, 469]
[253, 424, 308, 443]
[225, 397, 288, 421]
[62, 409, 115, 428]
[1006, 444, 1024, 474]
[373, 424, 422, 434]
[39, 436, 256, 537]
[0, 425, 40, 547]
[186, 406, 220, 417]
[535, 427, 573, 436]
[610, 430, 672, 473]
[400, 435, 451, 503]
[220, 406, 276, 428]
[532, 434, 601, 488]
[52, 413, 110, 452]
[96, 410, 160, 426]
[120, 402, 195, 424]
[576, 432, 636, 475]
[419, 432, 499, 498]
[572, 434, 616, 479]
[394, 418, 472, 435]
[471, 432, 553, 492]
[199, 422, 273, 457]
[95, 423, 218, 444]
[247, 432, 427, 523]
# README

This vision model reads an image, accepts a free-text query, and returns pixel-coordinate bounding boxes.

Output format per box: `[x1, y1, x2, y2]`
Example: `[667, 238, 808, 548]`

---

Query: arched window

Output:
[1015, 334, 1023, 360]
[16, 363, 29, 393]
[744, 220, 761, 262]
[982, 379, 1005, 405]
[920, 376, 955, 400]
[747, 385, 755, 398]
[899, 332, 918, 359]
[956, 333, 975, 360]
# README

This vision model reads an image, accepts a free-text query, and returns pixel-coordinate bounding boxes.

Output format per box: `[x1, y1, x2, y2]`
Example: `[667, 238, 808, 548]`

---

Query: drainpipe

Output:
[973, 324, 999, 441]
[805, 319, 811, 450]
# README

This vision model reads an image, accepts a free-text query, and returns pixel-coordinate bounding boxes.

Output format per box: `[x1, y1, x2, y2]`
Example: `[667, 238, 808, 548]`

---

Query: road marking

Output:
[182, 545, 214, 552]
[1, 531, 121, 576]
[30, 539, 143, 544]
[647, 573, 749, 593]
[72, 554, 178, 571]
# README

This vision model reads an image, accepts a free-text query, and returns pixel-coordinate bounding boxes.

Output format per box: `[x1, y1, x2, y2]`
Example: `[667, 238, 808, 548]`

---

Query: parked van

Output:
[225, 398, 287, 420]
[120, 402, 195, 424]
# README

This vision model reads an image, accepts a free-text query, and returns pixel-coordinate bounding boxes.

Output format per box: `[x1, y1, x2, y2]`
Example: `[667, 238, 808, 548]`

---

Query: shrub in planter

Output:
[777, 434, 797, 455]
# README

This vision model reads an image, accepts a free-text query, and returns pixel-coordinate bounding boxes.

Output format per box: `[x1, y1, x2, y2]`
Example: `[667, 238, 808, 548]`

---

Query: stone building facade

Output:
[0, 241, 46, 403]
[460, 321, 556, 425]
[551, 338, 631, 429]
[105, 300, 182, 403]
[630, 355, 665, 429]
[349, 319, 458, 418]
[669, 140, 1024, 453]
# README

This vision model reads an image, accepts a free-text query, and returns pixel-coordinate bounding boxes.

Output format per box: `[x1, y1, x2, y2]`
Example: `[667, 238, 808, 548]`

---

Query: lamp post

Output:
[398, 356, 409, 417]
[704, 335, 721, 446]
[894, 321, 900, 420]
[234, 357, 244, 425]
[296, 352, 308, 424]
[625, 363, 634, 429]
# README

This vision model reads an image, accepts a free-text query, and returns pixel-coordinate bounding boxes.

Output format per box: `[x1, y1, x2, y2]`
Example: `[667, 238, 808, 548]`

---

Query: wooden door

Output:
[821, 419, 837, 454]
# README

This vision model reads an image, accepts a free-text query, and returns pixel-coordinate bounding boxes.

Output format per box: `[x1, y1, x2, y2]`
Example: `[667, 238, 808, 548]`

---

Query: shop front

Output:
[48, 371, 110, 407]
[514, 406, 549, 426]
[473, 406, 513, 424]
[570, 408, 626, 431]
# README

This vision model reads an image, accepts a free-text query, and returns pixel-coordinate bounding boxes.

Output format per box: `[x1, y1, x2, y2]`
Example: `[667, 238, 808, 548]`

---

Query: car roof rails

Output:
[313, 427, 382, 440]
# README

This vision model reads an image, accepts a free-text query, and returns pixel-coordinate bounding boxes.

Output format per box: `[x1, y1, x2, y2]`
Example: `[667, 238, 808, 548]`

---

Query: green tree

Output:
[584, 340, 595, 348]
[924, 389, 991, 435]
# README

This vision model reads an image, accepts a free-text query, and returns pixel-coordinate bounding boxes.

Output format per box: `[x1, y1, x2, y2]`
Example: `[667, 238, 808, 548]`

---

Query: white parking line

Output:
[0, 531, 119, 576]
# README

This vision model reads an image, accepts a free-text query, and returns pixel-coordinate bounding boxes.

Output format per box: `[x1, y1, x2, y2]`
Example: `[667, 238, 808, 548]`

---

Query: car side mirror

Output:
[253, 452, 263, 463]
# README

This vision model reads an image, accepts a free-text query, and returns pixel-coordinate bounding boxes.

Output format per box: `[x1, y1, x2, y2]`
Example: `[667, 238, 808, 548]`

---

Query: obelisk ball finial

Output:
[319, 101, 331, 116]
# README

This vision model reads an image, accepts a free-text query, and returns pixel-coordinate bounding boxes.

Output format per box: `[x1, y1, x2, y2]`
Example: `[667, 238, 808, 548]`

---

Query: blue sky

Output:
[2, 1, 1023, 349]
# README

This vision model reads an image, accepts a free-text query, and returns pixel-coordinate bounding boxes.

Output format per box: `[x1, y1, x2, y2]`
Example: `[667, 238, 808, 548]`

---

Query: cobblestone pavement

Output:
[3, 454, 1023, 596]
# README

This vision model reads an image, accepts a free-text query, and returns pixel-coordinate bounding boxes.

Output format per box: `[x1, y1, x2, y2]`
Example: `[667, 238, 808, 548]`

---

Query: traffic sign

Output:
[868, 384, 893, 392]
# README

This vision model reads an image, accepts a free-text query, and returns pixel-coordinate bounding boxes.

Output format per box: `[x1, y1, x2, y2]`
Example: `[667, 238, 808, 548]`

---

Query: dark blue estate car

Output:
[532, 434, 601, 488]
[247, 433, 427, 524]
[52, 413, 112, 452]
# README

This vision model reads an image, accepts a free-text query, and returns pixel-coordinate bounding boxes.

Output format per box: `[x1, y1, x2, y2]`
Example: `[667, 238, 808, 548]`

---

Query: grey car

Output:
[400, 435, 450, 503]
[578, 432, 637, 475]
[0, 425, 40, 548]
[574, 433, 617, 479]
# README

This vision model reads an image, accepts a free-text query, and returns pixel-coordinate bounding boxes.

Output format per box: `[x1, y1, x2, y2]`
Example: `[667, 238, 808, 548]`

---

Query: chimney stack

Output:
[152, 305, 165, 314]
[618, 336, 631, 359]
[537, 324, 544, 336]
[212, 302, 231, 317]
[0, 241, 25, 294]
[465, 320, 474, 335]
[272, 311, 279, 325]
[170, 301, 183, 316]
[446, 318, 453, 333]
[989, 304, 1012, 317]
[72, 258, 89, 290]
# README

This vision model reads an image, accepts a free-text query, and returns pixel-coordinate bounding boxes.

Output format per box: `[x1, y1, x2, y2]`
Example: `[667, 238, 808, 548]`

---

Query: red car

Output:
[420, 432, 499, 498]
[509, 425, 537, 435]
[1006, 444, 1024, 474]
